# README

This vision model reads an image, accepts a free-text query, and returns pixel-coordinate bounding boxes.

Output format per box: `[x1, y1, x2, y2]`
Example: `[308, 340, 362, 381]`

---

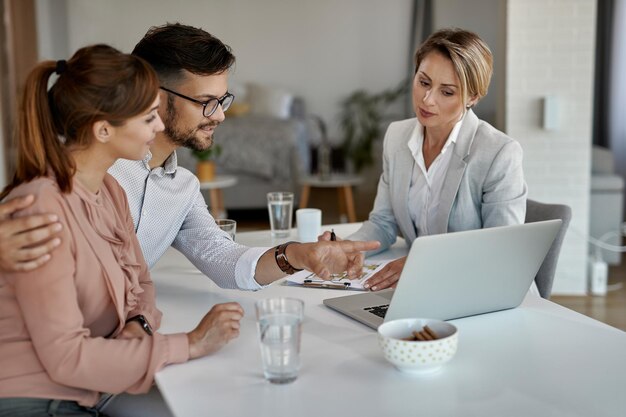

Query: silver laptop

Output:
[323, 220, 561, 329]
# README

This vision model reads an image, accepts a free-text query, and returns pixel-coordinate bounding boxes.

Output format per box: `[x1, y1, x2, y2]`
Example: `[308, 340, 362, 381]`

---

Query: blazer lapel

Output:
[434, 110, 479, 234]
[392, 124, 418, 242]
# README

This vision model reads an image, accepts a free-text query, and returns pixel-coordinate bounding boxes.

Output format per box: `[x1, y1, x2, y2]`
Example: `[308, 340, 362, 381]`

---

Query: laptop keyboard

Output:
[364, 304, 389, 318]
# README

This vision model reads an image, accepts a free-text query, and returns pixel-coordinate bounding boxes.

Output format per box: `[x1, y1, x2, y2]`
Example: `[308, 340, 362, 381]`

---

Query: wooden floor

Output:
[552, 263, 626, 331]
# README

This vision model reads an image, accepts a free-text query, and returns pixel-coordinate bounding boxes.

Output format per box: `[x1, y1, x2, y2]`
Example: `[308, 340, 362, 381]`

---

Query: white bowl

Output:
[377, 318, 458, 374]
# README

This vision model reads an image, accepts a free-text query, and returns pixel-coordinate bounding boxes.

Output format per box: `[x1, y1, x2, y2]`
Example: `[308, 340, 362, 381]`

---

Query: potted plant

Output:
[193, 144, 222, 182]
[339, 80, 408, 172]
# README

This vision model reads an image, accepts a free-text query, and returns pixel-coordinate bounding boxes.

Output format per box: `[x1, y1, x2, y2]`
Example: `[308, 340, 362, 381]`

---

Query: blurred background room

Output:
[0, 0, 624, 328]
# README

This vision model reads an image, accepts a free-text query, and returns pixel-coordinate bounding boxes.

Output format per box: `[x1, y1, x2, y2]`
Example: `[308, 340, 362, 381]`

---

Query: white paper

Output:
[285, 260, 390, 290]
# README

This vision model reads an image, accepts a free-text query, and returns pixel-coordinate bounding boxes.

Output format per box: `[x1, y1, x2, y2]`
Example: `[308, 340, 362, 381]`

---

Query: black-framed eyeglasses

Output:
[160, 86, 235, 117]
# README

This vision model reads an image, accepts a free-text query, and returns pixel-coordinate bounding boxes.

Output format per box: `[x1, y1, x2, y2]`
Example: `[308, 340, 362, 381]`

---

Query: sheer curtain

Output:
[405, 0, 432, 117]
[610, 0, 626, 152]
[592, 0, 614, 148]
[608, 0, 626, 216]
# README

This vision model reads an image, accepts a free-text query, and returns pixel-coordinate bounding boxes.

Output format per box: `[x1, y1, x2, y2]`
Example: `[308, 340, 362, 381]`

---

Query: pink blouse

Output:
[0, 175, 189, 406]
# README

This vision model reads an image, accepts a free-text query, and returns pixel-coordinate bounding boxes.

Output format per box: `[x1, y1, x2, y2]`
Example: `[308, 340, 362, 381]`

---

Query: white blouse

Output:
[407, 114, 465, 236]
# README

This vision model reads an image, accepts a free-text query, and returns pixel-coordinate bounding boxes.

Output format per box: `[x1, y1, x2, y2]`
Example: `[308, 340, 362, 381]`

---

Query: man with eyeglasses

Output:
[1, 23, 377, 291]
[0, 22, 379, 416]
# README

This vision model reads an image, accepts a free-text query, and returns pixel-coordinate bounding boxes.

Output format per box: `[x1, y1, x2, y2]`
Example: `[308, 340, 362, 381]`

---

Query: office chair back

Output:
[525, 199, 572, 299]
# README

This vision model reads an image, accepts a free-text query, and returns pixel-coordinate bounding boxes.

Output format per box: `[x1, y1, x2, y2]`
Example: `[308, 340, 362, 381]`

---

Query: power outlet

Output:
[588, 258, 608, 296]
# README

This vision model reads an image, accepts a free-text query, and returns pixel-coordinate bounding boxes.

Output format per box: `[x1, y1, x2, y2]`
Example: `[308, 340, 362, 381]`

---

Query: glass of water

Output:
[215, 219, 236, 241]
[267, 192, 294, 238]
[255, 297, 304, 384]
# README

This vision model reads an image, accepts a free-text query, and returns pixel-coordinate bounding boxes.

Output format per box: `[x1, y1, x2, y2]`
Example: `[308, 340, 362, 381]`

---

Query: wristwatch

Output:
[274, 241, 303, 275]
[125, 315, 153, 336]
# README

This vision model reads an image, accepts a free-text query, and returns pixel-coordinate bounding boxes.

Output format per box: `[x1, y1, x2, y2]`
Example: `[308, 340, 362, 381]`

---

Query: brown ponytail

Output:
[1, 44, 159, 200]
[0, 62, 74, 200]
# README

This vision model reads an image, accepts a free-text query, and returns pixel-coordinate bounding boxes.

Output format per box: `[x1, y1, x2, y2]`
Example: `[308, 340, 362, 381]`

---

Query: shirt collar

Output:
[141, 150, 179, 176]
[407, 111, 466, 158]
[163, 151, 178, 174]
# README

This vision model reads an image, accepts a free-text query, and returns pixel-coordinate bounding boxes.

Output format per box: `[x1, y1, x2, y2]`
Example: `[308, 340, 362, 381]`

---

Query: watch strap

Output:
[274, 241, 303, 275]
[126, 314, 153, 336]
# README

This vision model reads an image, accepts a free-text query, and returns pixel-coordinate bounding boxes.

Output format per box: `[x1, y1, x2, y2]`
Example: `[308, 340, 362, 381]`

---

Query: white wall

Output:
[506, 0, 596, 294]
[37, 0, 413, 138]
[35, 0, 68, 60]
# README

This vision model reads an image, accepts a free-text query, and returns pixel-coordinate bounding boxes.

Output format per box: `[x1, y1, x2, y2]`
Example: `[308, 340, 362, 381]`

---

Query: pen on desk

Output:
[303, 279, 350, 289]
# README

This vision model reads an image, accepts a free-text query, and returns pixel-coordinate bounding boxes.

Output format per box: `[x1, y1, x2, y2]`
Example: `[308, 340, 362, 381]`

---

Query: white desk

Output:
[152, 224, 626, 417]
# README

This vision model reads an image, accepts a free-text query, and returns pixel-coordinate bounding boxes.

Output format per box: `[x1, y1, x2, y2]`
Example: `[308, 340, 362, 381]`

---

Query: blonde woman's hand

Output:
[363, 256, 407, 291]
[317, 230, 342, 242]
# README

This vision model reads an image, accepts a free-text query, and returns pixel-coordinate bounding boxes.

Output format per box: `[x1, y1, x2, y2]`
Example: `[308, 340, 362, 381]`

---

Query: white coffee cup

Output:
[296, 208, 322, 243]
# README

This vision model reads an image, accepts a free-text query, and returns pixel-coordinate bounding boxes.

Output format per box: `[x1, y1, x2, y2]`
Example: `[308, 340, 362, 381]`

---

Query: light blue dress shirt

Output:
[109, 151, 268, 290]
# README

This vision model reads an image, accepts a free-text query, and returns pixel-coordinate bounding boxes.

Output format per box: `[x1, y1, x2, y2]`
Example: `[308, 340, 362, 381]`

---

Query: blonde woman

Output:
[331, 28, 527, 290]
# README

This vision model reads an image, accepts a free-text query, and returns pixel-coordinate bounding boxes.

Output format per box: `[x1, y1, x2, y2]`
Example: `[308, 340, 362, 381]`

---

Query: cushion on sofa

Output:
[246, 83, 294, 120]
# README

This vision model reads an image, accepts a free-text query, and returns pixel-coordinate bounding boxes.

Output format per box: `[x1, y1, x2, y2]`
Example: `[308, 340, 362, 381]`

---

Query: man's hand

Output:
[363, 256, 407, 291]
[0, 195, 62, 272]
[187, 302, 244, 359]
[287, 240, 380, 280]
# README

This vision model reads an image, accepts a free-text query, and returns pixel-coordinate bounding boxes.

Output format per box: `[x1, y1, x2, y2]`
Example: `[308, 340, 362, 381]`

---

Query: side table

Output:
[199, 175, 238, 218]
[299, 174, 363, 223]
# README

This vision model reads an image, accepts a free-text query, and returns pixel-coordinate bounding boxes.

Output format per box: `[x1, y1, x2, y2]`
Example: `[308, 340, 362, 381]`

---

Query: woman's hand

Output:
[363, 256, 407, 291]
[187, 302, 244, 359]
[0, 195, 63, 272]
[317, 230, 341, 242]
[286, 239, 380, 280]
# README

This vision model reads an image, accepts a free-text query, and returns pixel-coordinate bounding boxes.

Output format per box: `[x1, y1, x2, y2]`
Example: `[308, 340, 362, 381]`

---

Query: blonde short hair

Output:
[414, 28, 493, 105]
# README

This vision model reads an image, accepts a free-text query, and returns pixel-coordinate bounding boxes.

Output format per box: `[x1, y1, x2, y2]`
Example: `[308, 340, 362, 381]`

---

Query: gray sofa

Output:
[177, 113, 321, 210]
[590, 145, 624, 265]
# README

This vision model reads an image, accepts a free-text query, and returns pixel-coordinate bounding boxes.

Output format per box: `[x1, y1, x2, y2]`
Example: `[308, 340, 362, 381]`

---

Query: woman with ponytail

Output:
[0, 45, 244, 417]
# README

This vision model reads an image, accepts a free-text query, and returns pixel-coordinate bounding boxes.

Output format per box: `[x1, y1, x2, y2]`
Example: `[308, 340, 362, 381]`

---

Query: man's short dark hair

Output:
[132, 23, 235, 84]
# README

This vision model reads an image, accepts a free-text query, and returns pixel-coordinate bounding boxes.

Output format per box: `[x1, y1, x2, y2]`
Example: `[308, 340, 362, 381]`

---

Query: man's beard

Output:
[163, 97, 219, 152]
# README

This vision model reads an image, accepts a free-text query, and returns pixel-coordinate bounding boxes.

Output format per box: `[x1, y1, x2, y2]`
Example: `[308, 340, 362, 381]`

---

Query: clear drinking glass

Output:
[215, 219, 236, 241]
[267, 192, 294, 238]
[255, 298, 304, 384]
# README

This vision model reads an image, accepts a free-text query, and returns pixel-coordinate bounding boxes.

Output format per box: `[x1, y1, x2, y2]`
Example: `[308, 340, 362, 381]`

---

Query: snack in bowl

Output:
[377, 318, 458, 374]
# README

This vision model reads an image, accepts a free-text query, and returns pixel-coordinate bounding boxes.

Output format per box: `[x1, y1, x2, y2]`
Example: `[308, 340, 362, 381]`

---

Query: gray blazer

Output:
[349, 110, 527, 254]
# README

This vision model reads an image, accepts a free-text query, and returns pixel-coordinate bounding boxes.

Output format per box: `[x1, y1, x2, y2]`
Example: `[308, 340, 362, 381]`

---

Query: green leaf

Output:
[192, 144, 222, 161]
[339, 79, 409, 172]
